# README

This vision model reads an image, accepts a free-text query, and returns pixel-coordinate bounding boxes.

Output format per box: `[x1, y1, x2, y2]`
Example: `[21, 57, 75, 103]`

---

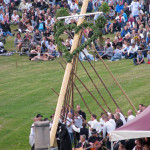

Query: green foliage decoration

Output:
[99, 2, 109, 14]
[54, 14, 107, 62]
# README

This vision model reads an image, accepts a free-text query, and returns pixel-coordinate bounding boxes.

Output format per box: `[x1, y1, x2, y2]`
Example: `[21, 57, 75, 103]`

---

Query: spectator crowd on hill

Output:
[0, 0, 149, 65]
[29, 104, 150, 150]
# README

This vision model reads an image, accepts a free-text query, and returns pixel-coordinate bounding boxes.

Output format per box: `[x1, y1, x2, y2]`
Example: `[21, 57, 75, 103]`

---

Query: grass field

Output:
[0, 26, 150, 149]
[0, 54, 150, 150]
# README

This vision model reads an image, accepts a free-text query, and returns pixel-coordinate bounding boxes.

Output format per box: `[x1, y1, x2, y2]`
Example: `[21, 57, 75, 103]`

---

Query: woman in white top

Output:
[130, 0, 140, 17]
[11, 10, 19, 25]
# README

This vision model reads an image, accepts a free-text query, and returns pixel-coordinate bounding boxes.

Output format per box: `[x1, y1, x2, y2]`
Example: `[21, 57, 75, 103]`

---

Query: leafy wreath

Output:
[54, 9, 107, 62]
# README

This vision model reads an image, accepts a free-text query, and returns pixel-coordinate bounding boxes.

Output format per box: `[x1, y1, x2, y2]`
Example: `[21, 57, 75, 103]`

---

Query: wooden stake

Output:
[16, 50, 18, 67]
[94, 45, 137, 113]
[50, 0, 90, 147]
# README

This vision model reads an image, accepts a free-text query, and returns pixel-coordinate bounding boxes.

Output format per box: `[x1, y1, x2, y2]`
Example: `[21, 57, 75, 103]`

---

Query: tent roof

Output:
[110, 105, 150, 141]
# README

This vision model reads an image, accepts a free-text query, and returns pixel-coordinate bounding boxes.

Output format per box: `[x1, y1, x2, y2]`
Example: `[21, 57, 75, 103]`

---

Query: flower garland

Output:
[54, 15, 107, 62]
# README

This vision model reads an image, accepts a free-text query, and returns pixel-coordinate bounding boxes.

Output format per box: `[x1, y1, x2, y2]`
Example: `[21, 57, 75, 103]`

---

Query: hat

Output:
[91, 129, 97, 134]
[36, 114, 43, 118]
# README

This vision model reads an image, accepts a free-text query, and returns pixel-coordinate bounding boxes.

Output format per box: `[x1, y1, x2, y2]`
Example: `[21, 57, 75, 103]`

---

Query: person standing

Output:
[66, 112, 74, 145]
[29, 114, 43, 150]
[127, 110, 135, 123]
[76, 104, 86, 120]
[114, 113, 123, 129]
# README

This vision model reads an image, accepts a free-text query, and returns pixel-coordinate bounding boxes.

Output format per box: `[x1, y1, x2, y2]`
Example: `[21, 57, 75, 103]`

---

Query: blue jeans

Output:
[79, 54, 94, 61]
[111, 54, 121, 61]
[68, 132, 74, 145]
[50, 50, 59, 57]
[3, 31, 13, 36]
[133, 58, 145, 65]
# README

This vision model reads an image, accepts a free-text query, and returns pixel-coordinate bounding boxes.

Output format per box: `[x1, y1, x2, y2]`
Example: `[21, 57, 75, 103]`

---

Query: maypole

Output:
[50, 0, 90, 147]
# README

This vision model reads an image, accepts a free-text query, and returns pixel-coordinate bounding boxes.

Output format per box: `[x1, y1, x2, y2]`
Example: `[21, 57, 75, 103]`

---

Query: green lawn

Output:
[0, 54, 150, 150]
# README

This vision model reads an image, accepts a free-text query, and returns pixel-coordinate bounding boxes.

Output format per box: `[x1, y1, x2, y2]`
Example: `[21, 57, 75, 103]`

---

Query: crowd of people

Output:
[0, 0, 149, 65]
[29, 104, 150, 150]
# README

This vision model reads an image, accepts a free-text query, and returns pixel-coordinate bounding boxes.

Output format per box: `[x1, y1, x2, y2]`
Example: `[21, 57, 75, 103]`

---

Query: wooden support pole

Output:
[94, 47, 137, 113]
[82, 51, 124, 115]
[50, 0, 90, 147]
[59, 61, 92, 115]
[16, 50, 18, 67]
[79, 59, 113, 114]
[51, 88, 91, 127]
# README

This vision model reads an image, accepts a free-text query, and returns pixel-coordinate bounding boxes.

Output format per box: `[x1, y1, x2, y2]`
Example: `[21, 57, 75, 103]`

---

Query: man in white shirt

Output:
[127, 110, 135, 123]
[103, 116, 115, 138]
[108, 113, 116, 129]
[127, 43, 138, 59]
[74, 112, 83, 128]
[66, 112, 74, 144]
[70, 0, 80, 13]
[99, 112, 105, 123]
[90, 114, 101, 133]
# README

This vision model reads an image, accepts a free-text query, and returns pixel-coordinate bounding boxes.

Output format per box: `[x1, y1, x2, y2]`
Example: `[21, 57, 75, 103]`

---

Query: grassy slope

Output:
[0, 25, 150, 149]
[0, 55, 150, 150]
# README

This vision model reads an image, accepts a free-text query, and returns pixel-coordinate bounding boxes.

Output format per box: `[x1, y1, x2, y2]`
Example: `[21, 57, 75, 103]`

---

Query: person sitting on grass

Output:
[79, 46, 94, 61]
[101, 43, 113, 59]
[1, 20, 15, 37]
[105, 20, 113, 34]
[14, 33, 23, 52]
[11, 10, 19, 25]
[133, 51, 145, 65]
[127, 43, 138, 59]
[110, 46, 122, 61]
[147, 51, 150, 64]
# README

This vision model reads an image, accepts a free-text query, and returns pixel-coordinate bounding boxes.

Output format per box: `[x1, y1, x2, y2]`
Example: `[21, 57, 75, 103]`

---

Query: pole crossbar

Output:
[57, 12, 103, 20]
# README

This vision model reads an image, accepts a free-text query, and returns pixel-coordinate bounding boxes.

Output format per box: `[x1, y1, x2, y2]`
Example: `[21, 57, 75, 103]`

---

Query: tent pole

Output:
[50, 0, 90, 147]
[111, 141, 113, 150]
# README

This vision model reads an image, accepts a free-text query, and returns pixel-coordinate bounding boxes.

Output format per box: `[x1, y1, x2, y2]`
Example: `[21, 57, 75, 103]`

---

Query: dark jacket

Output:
[59, 124, 72, 150]
[1, 22, 11, 32]
[116, 119, 123, 129]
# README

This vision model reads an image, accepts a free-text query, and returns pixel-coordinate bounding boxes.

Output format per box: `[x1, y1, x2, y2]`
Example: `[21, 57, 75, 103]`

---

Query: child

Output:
[133, 51, 145, 65]
[147, 51, 150, 64]
[110, 46, 122, 61]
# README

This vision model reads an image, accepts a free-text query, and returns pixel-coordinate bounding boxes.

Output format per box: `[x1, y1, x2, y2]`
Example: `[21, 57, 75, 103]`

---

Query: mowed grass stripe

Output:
[0, 54, 150, 149]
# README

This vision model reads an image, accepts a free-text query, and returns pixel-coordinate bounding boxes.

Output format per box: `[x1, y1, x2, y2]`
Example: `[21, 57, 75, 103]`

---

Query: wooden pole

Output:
[59, 61, 92, 115]
[94, 47, 137, 113]
[16, 50, 18, 67]
[50, 0, 90, 147]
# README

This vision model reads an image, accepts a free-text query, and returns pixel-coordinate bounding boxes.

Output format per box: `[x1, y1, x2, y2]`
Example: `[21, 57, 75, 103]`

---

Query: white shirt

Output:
[4, 0, 10, 4]
[99, 117, 105, 123]
[27, 3, 32, 10]
[109, 119, 116, 129]
[130, 1, 140, 16]
[103, 121, 115, 138]
[70, 3, 79, 10]
[91, 119, 101, 133]
[128, 45, 138, 54]
[11, 14, 19, 21]
[29, 123, 35, 147]
[68, 0, 72, 6]
[127, 115, 135, 123]
[72, 124, 80, 133]
[119, 113, 127, 125]
[74, 116, 83, 128]
[66, 117, 73, 133]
